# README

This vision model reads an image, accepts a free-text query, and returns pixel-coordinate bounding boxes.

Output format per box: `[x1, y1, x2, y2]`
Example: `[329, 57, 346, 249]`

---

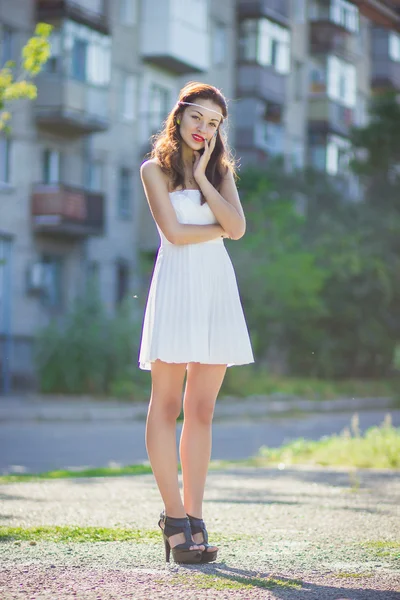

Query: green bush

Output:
[34, 282, 150, 399]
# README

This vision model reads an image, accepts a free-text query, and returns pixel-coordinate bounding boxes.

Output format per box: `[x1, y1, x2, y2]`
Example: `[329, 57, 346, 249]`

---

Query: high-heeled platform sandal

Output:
[158, 511, 203, 564]
[187, 514, 218, 563]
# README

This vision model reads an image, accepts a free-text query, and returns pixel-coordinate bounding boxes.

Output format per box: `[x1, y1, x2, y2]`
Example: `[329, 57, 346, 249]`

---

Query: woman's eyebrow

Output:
[192, 109, 220, 124]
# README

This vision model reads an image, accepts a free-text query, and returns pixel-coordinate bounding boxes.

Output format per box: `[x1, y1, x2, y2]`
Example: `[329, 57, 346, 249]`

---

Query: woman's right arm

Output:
[140, 161, 227, 245]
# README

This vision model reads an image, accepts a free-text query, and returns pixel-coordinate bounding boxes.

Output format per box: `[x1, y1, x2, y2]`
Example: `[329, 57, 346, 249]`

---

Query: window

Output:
[65, 21, 111, 86]
[1, 26, 14, 64]
[0, 137, 11, 184]
[213, 21, 227, 65]
[118, 168, 132, 218]
[330, 0, 359, 32]
[121, 73, 137, 121]
[44, 30, 62, 73]
[72, 37, 88, 81]
[309, 0, 358, 32]
[389, 32, 400, 63]
[290, 140, 305, 170]
[326, 135, 350, 175]
[355, 93, 368, 127]
[310, 134, 350, 175]
[239, 19, 290, 74]
[116, 261, 130, 305]
[42, 150, 61, 184]
[41, 256, 63, 309]
[255, 118, 284, 155]
[327, 56, 356, 107]
[119, 0, 137, 25]
[85, 160, 103, 191]
[149, 84, 170, 133]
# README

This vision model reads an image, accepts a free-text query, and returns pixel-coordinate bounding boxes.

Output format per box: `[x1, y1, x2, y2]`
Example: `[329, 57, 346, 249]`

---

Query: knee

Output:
[185, 400, 215, 426]
[149, 396, 182, 423]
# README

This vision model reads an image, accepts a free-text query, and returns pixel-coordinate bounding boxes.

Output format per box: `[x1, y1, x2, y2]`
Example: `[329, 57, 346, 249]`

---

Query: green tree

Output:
[0, 23, 52, 132]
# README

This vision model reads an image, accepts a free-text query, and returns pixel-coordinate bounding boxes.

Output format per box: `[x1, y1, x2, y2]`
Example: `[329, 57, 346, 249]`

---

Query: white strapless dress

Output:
[138, 189, 254, 370]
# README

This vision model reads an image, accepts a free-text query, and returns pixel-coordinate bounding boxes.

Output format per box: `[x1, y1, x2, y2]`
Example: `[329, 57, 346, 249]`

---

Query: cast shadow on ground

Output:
[192, 564, 400, 600]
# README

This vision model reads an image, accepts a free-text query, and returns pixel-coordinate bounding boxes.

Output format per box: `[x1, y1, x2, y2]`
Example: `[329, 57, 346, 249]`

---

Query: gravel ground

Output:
[1, 467, 399, 599]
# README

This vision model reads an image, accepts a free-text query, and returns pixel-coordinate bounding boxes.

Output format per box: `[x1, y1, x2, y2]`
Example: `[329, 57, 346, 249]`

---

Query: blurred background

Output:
[0, 0, 399, 402]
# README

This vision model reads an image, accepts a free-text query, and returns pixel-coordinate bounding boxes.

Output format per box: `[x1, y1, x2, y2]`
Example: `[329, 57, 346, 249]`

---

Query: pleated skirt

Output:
[138, 238, 254, 370]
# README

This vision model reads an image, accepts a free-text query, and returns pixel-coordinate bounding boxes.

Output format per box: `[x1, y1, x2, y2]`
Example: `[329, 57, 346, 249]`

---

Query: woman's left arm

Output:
[193, 137, 246, 240]
[195, 169, 246, 240]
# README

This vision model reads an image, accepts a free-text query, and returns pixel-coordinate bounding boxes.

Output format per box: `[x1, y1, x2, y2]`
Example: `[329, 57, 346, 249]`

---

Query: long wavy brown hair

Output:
[151, 81, 236, 196]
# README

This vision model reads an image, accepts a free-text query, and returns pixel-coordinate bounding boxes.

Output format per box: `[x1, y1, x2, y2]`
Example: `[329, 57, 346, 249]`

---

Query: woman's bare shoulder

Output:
[141, 159, 171, 187]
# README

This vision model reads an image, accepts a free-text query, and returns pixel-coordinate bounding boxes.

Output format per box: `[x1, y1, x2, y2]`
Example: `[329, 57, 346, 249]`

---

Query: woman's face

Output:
[178, 98, 223, 151]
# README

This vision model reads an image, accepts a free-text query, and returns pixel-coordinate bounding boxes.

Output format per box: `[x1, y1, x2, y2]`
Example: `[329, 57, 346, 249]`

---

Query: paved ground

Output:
[0, 467, 399, 599]
[1, 410, 399, 474]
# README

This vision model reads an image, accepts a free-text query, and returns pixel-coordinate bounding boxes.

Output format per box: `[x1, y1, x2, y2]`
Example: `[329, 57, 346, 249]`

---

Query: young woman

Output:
[139, 81, 254, 564]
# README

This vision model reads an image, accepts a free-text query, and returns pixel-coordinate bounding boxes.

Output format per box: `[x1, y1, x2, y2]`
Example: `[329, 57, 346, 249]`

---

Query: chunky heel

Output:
[187, 514, 218, 563]
[163, 534, 171, 563]
[158, 512, 203, 564]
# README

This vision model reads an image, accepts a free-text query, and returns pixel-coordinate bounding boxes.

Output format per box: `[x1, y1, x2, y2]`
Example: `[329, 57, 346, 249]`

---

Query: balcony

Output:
[351, 0, 400, 30]
[140, 0, 208, 74]
[308, 97, 355, 138]
[237, 0, 289, 27]
[34, 74, 109, 135]
[237, 64, 286, 105]
[310, 21, 359, 61]
[371, 27, 400, 91]
[31, 183, 104, 237]
[36, 0, 110, 34]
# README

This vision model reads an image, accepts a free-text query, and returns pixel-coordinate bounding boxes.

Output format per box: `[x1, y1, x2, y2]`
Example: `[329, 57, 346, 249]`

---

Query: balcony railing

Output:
[36, 0, 109, 34]
[237, 63, 286, 105]
[34, 74, 109, 135]
[31, 183, 104, 237]
[308, 97, 355, 138]
[237, 0, 289, 27]
[310, 21, 359, 61]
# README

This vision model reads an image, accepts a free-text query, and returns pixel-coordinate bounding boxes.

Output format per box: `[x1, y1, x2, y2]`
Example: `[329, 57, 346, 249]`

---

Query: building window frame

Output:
[212, 20, 227, 66]
[42, 149, 61, 184]
[149, 83, 171, 134]
[118, 167, 132, 219]
[0, 137, 11, 185]
[41, 255, 63, 309]
[121, 72, 137, 121]
[239, 18, 290, 75]
[389, 31, 400, 63]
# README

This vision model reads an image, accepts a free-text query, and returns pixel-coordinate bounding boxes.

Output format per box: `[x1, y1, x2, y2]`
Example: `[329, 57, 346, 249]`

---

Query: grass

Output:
[0, 525, 249, 545]
[361, 541, 400, 560]
[335, 572, 373, 579]
[0, 464, 153, 483]
[167, 573, 302, 591]
[254, 415, 400, 469]
[220, 366, 399, 401]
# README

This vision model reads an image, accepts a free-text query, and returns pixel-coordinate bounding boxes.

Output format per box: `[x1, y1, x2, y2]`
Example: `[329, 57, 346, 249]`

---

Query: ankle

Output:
[164, 507, 187, 520]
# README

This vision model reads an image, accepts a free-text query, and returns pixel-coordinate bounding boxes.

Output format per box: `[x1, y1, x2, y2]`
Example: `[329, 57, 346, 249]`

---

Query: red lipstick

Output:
[192, 134, 205, 142]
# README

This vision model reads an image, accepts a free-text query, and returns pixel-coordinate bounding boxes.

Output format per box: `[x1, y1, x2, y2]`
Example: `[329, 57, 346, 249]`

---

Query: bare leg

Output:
[180, 363, 227, 552]
[146, 360, 203, 550]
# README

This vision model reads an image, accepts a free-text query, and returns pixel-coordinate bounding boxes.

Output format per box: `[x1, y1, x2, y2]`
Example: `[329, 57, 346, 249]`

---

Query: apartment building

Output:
[0, 0, 235, 391]
[235, 0, 400, 187]
[0, 0, 399, 391]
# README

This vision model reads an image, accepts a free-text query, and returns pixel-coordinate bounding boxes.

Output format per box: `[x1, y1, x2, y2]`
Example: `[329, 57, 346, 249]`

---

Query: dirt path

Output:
[1, 466, 399, 599]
